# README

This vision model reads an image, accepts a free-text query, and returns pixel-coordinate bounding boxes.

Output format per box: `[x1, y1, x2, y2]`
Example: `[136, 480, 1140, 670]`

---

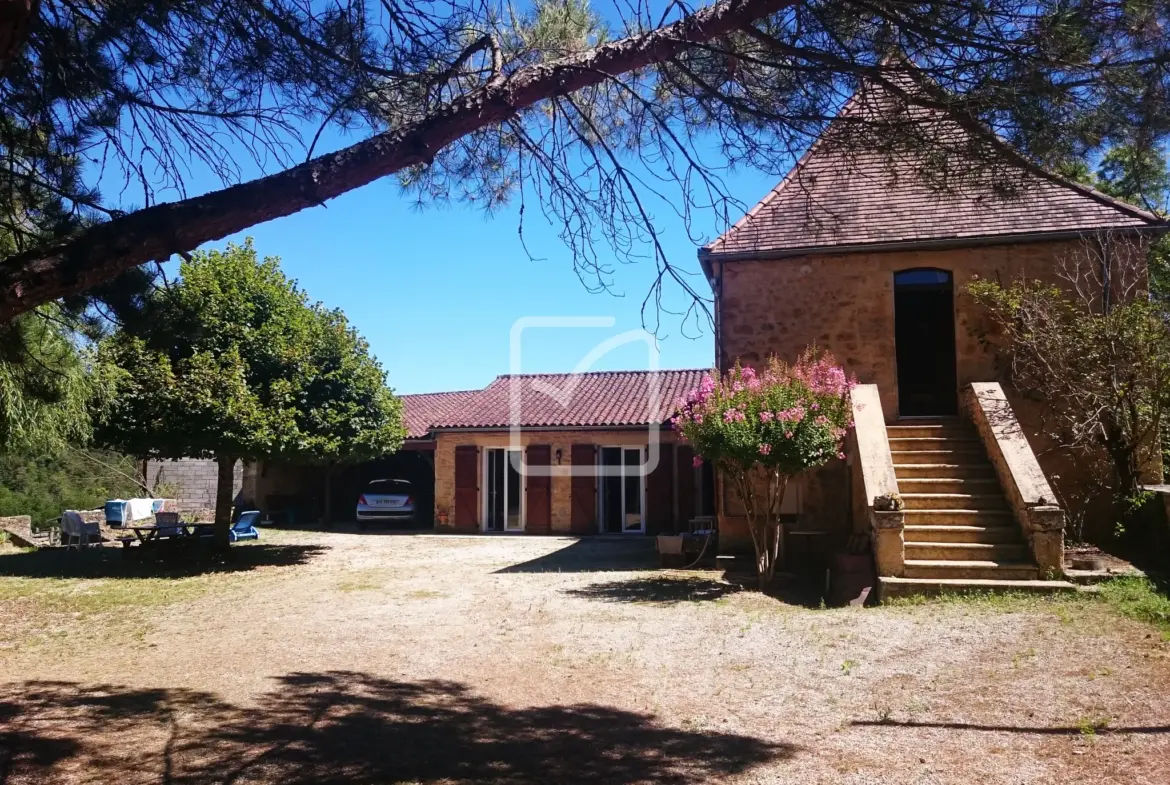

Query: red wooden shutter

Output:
[525, 445, 552, 535]
[454, 445, 478, 531]
[675, 445, 696, 529]
[646, 444, 674, 535]
[570, 444, 596, 534]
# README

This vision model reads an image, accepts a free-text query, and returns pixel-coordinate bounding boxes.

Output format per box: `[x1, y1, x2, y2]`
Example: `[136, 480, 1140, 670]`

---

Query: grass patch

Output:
[1095, 576, 1170, 639]
[885, 576, 1170, 639]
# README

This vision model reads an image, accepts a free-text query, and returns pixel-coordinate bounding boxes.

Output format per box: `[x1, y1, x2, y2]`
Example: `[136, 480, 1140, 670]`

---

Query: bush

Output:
[674, 349, 855, 587]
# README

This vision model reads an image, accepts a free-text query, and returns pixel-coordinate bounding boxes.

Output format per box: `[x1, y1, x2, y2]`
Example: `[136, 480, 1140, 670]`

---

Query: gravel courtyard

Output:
[1, 530, 1168, 784]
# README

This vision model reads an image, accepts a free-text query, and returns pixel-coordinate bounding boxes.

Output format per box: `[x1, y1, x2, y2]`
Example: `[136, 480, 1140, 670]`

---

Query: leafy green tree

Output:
[97, 240, 404, 547]
[969, 242, 1170, 543]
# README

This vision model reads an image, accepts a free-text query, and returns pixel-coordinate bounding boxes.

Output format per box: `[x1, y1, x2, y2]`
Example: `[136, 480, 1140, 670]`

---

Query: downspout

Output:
[713, 259, 724, 372]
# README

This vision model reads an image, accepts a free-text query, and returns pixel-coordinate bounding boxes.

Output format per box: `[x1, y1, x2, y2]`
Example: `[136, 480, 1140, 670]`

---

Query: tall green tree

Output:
[96, 240, 405, 548]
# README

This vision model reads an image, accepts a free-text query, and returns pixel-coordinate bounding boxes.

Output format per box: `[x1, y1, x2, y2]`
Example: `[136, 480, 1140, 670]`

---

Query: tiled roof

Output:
[400, 390, 481, 439]
[413, 370, 707, 432]
[703, 87, 1163, 259]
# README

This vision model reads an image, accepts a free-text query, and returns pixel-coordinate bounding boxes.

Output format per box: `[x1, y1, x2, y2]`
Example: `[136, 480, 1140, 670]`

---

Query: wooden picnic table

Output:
[117, 523, 216, 549]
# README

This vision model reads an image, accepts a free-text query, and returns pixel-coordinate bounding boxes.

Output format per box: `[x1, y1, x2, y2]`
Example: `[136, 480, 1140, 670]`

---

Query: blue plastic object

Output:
[105, 499, 130, 527]
[230, 510, 261, 542]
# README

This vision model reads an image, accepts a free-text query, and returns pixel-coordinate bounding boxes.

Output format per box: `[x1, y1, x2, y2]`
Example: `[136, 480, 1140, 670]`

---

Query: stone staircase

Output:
[882, 419, 1076, 596]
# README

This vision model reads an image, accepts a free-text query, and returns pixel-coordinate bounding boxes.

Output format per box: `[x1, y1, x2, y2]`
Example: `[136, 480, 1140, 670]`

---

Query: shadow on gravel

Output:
[0, 542, 325, 580]
[495, 538, 658, 574]
[0, 672, 792, 784]
[564, 576, 741, 605]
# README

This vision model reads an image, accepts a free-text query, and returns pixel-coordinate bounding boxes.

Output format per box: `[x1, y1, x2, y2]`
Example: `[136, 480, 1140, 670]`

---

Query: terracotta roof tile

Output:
[704, 87, 1163, 259]
[426, 370, 708, 431]
[400, 390, 481, 439]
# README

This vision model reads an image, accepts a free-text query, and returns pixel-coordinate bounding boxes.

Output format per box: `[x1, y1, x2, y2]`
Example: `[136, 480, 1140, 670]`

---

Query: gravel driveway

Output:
[1, 529, 1168, 784]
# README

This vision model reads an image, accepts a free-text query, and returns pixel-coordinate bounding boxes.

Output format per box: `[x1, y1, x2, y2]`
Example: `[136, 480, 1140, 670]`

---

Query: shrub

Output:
[674, 348, 855, 587]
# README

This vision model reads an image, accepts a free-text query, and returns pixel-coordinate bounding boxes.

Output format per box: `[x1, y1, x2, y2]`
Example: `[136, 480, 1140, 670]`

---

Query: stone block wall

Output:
[712, 236, 1148, 542]
[145, 458, 242, 513]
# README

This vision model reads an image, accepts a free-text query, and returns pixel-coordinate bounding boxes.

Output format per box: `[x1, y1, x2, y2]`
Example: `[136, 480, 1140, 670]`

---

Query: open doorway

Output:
[894, 268, 958, 417]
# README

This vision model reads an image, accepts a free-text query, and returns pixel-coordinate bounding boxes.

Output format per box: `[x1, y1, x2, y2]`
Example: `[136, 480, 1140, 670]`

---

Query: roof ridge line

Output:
[493, 368, 707, 380]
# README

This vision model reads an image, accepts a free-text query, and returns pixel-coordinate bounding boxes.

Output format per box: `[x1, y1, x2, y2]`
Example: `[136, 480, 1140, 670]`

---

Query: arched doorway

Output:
[894, 268, 957, 416]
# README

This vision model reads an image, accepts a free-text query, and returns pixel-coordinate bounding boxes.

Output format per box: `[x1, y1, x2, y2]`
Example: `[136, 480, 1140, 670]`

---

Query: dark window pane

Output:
[895, 269, 951, 286]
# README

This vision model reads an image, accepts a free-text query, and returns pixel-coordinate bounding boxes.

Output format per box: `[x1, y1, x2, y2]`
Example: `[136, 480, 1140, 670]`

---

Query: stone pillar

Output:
[1025, 506, 1065, 574]
[871, 510, 905, 577]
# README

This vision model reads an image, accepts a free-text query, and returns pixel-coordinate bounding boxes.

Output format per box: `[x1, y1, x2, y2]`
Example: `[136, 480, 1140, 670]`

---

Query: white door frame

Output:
[596, 445, 646, 534]
[482, 447, 525, 532]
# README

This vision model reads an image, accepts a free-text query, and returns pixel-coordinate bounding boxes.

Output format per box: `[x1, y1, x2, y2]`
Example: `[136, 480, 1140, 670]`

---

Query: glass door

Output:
[598, 446, 644, 534]
[485, 449, 523, 531]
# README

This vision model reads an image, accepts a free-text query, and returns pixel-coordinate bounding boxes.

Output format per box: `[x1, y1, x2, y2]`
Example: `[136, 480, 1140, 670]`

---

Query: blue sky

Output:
[169, 143, 783, 396]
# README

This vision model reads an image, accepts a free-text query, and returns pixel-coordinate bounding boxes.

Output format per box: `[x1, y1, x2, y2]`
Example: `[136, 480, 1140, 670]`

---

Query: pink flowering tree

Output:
[673, 349, 855, 589]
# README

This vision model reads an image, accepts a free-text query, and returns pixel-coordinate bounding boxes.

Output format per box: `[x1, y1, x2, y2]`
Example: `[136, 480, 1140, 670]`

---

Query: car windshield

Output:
[365, 479, 411, 494]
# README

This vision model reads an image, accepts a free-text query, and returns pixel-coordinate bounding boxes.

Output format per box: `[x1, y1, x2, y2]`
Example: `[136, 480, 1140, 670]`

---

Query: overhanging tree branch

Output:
[0, 0, 794, 323]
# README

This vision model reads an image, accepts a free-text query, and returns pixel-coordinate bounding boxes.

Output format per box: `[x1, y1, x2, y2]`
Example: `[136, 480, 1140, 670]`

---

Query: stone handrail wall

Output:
[962, 382, 1065, 573]
[848, 384, 904, 577]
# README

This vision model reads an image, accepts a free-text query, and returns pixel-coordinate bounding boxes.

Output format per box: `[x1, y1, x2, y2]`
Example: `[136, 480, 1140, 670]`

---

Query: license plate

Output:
[376, 498, 402, 507]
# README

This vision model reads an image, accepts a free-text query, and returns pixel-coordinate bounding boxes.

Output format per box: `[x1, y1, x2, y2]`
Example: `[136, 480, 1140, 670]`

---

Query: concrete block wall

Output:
[145, 458, 242, 513]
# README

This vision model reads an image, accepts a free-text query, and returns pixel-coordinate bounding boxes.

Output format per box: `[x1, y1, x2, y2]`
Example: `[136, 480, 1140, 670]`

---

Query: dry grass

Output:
[1, 530, 1168, 784]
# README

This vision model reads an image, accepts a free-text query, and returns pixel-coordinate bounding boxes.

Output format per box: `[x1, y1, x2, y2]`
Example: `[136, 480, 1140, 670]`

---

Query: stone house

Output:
[699, 84, 1164, 590]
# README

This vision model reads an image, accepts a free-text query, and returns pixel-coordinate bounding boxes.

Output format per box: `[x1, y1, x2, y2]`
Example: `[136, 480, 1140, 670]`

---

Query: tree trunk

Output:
[323, 464, 333, 528]
[0, 0, 795, 323]
[0, 0, 35, 78]
[213, 454, 236, 551]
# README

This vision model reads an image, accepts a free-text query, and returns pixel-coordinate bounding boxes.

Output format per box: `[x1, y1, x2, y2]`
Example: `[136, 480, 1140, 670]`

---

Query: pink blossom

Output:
[785, 431, 793, 439]
[759, 411, 774, 423]
[758, 443, 772, 455]
[723, 408, 746, 423]
[693, 455, 704, 468]
[837, 451, 846, 460]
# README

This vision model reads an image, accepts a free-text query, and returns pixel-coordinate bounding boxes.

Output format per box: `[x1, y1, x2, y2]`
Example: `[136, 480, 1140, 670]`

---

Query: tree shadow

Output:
[852, 719, 1170, 735]
[0, 543, 325, 580]
[0, 673, 793, 784]
[564, 576, 741, 604]
[495, 538, 658, 574]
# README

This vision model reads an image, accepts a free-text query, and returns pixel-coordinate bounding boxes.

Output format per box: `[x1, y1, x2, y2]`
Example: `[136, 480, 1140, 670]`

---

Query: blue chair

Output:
[230, 511, 261, 542]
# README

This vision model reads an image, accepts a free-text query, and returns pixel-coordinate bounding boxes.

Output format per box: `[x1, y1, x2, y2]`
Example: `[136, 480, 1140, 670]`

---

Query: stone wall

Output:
[433, 428, 682, 534]
[713, 236, 1147, 543]
[145, 458, 242, 513]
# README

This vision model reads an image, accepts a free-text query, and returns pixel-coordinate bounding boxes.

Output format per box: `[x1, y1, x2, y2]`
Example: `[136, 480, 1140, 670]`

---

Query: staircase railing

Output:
[847, 384, 904, 577]
[962, 382, 1065, 574]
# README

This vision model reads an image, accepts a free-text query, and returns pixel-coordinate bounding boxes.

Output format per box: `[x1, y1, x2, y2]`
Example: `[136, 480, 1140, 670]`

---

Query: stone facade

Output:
[711, 237, 1146, 547]
[433, 428, 684, 533]
[145, 458, 243, 513]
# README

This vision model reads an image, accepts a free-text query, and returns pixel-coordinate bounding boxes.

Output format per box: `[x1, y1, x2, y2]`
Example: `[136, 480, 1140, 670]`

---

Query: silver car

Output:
[356, 479, 416, 527]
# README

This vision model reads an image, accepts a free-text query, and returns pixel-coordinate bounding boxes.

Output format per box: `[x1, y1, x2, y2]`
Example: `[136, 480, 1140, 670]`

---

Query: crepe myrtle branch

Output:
[0, 0, 796, 323]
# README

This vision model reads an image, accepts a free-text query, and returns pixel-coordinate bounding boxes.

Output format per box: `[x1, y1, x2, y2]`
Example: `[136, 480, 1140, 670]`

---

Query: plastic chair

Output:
[61, 510, 100, 550]
[230, 511, 261, 542]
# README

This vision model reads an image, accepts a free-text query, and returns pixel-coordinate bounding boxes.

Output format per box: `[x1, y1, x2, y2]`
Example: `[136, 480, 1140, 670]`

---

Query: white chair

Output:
[61, 510, 100, 550]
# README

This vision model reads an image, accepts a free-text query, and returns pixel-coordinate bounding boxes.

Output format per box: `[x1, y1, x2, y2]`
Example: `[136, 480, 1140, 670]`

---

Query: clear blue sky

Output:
[168, 145, 783, 396]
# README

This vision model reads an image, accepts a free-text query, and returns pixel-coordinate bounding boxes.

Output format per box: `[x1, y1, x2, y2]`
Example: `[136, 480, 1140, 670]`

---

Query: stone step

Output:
[878, 576, 1078, 600]
[903, 509, 1016, 526]
[904, 524, 1022, 543]
[901, 493, 1009, 511]
[891, 449, 988, 464]
[889, 437, 983, 448]
[886, 424, 976, 440]
[898, 477, 1001, 495]
[895, 463, 996, 480]
[904, 559, 1040, 581]
[905, 541, 1028, 561]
